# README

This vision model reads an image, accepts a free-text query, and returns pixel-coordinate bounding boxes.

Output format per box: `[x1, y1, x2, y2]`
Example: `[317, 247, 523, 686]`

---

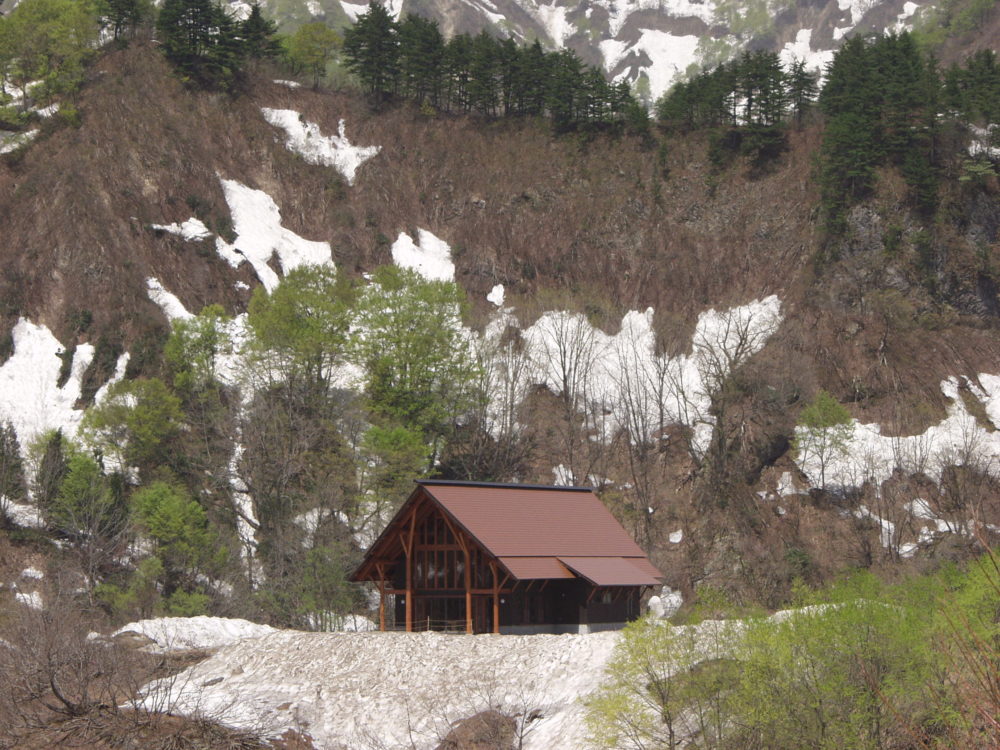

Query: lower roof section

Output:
[498, 555, 663, 586]
[558, 556, 662, 586]
[498, 556, 575, 580]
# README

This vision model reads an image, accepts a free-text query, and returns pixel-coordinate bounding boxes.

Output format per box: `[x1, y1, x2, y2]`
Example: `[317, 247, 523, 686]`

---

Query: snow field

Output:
[141, 629, 621, 750]
[794, 375, 1000, 491]
[111, 616, 278, 654]
[0, 317, 128, 455]
[215, 178, 334, 293]
[151, 217, 212, 241]
[261, 108, 380, 186]
[0, 128, 38, 154]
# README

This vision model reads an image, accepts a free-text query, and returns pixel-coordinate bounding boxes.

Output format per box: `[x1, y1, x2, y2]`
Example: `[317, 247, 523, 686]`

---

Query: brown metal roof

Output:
[498, 557, 575, 580]
[558, 556, 662, 586]
[421, 482, 649, 558]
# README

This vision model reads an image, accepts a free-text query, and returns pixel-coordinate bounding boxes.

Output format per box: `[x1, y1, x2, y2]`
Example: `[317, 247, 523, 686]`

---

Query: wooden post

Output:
[404, 504, 417, 633]
[490, 561, 500, 634]
[376, 563, 386, 632]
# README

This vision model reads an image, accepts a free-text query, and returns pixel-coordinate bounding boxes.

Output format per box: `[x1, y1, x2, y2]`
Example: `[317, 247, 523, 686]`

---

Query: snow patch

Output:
[260, 109, 381, 186]
[487, 284, 505, 307]
[534, 2, 571, 47]
[0, 318, 95, 454]
[20, 567, 44, 580]
[604, 31, 701, 102]
[648, 585, 683, 618]
[391, 229, 455, 282]
[794, 375, 1000, 491]
[552, 464, 575, 485]
[668, 529, 684, 544]
[113, 617, 278, 654]
[146, 278, 193, 322]
[779, 29, 835, 76]
[0, 128, 38, 154]
[214, 178, 334, 293]
[15, 590, 43, 610]
[273, 79, 301, 89]
[151, 217, 212, 241]
[838, 0, 877, 26]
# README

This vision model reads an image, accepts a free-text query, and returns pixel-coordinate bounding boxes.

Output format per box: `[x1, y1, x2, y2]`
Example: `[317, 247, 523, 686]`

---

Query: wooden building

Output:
[350, 480, 662, 634]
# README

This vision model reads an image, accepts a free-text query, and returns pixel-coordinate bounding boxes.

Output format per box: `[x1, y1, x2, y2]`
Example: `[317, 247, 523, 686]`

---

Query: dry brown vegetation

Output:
[1, 39, 999, 605]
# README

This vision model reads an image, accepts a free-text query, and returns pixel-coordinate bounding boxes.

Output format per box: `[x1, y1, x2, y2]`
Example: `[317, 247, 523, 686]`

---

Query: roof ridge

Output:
[416, 479, 593, 491]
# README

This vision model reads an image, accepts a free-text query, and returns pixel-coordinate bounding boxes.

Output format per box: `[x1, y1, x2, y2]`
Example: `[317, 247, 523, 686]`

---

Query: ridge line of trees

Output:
[342, 2, 648, 132]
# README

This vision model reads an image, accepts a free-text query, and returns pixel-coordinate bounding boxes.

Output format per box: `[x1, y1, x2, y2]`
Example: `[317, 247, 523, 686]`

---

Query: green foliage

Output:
[793, 389, 853, 490]
[132, 481, 222, 579]
[156, 0, 247, 89]
[352, 265, 480, 462]
[589, 563, 999, 749]
[0, 0, 100, 109]
[341, 6, 640, 129]
[82, 377, 185, 474]
[164, 303, 232, 393]
[246, 265, 355, 392]
[819, 33, 941, 230]
[99, 0, 152, 41]
[285, 21, 340, 88]
[241, 3, 281, 61]
[0, 421, 27, 521]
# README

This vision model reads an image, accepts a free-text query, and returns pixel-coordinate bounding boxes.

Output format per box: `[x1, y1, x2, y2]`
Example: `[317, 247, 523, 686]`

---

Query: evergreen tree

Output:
[786, 58, 818, 128]
[241, 3, 281, 61]
[100, 0, 151, 41]
[397, 14, 443, 106]
[342, 1, 399, 104]
[156, 0, 245, 88]
[546, 48, 583, 131]
[0, 422, 25, 524]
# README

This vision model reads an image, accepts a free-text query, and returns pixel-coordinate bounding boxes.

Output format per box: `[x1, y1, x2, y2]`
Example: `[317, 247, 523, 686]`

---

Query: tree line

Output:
[343, 2, 647, 131]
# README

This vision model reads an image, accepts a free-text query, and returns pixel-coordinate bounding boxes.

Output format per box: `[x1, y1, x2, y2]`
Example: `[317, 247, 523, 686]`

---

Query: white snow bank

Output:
[15, 590, 43, 610]
[602, 31, 700, 103]
[20, 567, 44, 580]
[0, 318, 95, 453]
[273, 79, 301, 89]
[0, 128, 38, 154]
[141, 630, 620, 749]
[151, 217, 212, 241]
[391, 229, 455, 282]
[648, 585, 683, 618]
[779, 29, 835, 77]
[519, 296, 782, 455]
[4, 501, 43, 528]
[261, 108, 381, 186]
[214, 178, 334, 293]
[795, 375, 1000, 491]
[669, 529, 684, 544]
[113, 617, 278, 654]
[487, 284, 505, 307]
[146, 277, 193, 322]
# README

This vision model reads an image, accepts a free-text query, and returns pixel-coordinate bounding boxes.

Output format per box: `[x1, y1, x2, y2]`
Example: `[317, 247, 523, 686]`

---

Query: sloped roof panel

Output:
[423, 482, 647, 558]
[558, 556, 662, 586]
[498, 557, 575, 580]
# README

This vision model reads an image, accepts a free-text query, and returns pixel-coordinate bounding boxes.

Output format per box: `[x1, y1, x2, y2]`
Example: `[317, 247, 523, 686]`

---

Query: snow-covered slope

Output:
[142, 630, 620, 749]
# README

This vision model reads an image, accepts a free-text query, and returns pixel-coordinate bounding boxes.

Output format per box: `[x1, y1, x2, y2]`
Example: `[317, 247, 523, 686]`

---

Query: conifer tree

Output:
[241, 3, 281, 61]
[342, 1, 399, 104]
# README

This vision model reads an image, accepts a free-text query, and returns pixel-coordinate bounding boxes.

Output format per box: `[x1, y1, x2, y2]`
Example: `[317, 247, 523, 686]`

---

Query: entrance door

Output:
[472, 595, 492, 634]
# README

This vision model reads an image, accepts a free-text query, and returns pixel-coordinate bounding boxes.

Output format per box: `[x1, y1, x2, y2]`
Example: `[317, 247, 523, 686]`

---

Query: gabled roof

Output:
[351, 480, 662, 586]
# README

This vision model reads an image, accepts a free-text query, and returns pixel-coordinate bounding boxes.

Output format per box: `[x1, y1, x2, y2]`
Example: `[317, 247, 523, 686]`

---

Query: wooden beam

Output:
[375, 563, 386, 632]
[442, 515, 474, 635]
[586, 586, 600, 605]
[490, 561, 500, 634]
[404, 503, 418, 633]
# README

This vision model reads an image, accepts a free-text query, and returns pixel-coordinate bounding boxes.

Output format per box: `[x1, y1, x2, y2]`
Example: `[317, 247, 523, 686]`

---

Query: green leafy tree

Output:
[352, 265, 480, 466]
[164, 303, 233, 393]
[82, 377, 185, 475]
[0, 0, 100, 108]
[793, 389, 853, 490]
[51, 452, 129, 594]
[285, 21, 340, 89]
[132, 481, 224, 600]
